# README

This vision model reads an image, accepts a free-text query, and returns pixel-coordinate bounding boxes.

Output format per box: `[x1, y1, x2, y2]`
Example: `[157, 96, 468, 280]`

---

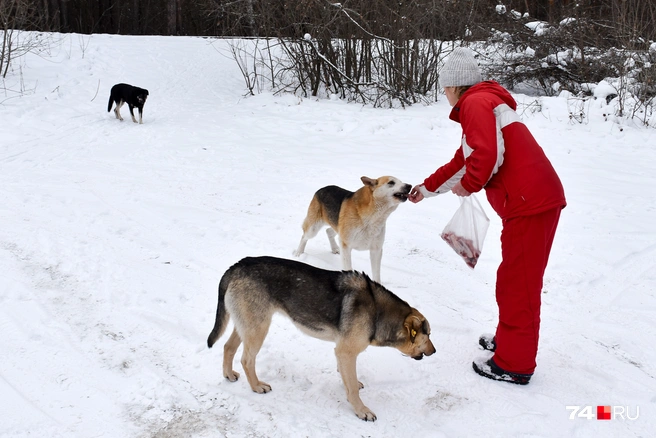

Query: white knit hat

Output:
[439, 48, 482, 88]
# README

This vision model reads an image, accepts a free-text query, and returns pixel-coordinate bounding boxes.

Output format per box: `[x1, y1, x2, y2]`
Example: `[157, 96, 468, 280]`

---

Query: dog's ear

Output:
[404, 315, 423, 343]
[361, 176, 377, 187]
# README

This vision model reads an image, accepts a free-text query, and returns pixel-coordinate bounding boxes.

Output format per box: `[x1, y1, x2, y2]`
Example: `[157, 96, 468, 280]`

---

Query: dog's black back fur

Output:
[206, 256, 414, 349]
[314, 186, 353, 226]
[108, 83, 149, 123]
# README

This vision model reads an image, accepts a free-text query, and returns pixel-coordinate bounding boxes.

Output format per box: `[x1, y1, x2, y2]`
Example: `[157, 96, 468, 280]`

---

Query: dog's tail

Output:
[206, 268, 233, 348]
[107, 94, 113, 112]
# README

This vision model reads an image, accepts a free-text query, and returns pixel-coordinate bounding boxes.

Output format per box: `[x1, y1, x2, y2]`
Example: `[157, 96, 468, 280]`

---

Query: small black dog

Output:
[107, 83, 149, 124]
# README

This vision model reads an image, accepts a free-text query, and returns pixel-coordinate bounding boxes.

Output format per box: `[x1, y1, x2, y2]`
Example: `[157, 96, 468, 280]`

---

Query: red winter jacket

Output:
[423, 81, 566, 219]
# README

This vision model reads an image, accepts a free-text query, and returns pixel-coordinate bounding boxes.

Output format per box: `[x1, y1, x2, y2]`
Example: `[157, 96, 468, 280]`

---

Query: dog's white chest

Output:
[346, 223, 386, 250]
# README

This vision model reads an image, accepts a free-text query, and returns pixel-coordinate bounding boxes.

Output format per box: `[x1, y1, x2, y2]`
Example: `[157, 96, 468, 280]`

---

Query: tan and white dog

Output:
[293, 176, 412, 283]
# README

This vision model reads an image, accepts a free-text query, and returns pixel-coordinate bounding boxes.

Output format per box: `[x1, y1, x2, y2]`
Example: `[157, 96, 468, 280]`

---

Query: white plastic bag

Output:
[441, 194, 490, 269]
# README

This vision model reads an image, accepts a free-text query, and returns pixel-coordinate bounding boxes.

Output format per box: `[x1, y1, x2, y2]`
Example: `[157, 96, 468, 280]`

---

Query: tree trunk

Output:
[168, 0, 177, 35]
[246, 0, 256, 36]
[132, 0, 140, 34]
[60, 0, 69, 31]
[177, 0, 184, 35]
[113, 0, 122, 33]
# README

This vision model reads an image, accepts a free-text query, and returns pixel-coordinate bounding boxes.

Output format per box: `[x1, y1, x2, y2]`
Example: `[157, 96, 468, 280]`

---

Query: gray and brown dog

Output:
[207, 256, 435, 421]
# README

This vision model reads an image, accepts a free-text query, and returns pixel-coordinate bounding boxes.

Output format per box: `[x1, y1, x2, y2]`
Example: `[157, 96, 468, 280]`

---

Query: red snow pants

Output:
[492, 206, 562, 375]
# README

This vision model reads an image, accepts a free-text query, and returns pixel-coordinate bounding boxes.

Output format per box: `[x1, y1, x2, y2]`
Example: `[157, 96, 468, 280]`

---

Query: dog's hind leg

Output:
[293, 219, 323, 257]
[334, 342, 376, 421]
[326, 228, 340, 254]
[293, 197, 326, 257]
[114, 101, 124, 121]
[222, 328, 242, 382]
[293, 233, 309, 257]
[239, 315, 273, 394]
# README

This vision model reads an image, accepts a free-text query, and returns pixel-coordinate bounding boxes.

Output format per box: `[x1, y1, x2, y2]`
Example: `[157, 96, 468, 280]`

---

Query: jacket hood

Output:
[449, 81, 516, 122]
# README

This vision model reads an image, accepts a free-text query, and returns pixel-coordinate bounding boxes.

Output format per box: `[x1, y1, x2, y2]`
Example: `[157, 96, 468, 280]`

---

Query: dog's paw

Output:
[223, 370, 240, 382]
[331, 248, 340, 255]
[358, 380, 364, 389]
[252, 381, 272, 394]
[292, 249, 302, 257]
[355, 406, 377, 422]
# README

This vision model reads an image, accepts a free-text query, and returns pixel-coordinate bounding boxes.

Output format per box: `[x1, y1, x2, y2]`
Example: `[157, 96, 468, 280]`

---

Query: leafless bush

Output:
[225, 38, 280, 96]
[566, 94, 589, 124]
[223, 1, 463, 107]
[629, 51, 656, 126]
[478, 3, 656, 126]
[1, 0, 52, 78]
[482, 11, 621, 96]
[229, 35, 448, 107]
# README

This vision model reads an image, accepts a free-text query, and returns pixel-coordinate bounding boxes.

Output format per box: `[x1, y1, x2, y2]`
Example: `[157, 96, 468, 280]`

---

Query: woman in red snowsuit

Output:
[409, 48, 566, 384]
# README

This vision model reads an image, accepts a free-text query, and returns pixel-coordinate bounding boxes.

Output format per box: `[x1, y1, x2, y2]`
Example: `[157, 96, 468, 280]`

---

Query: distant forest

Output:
[9, 0, 656, 44]
[3, 1, 655, 115]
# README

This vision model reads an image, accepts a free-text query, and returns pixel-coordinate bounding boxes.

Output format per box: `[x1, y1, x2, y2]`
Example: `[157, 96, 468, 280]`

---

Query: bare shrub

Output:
[1, 0, 53, 78]
[482, 11, 622, 96]
[629, 50, 656, 126]
[478, 3, 655, 126]
[222, 1, 461, 107]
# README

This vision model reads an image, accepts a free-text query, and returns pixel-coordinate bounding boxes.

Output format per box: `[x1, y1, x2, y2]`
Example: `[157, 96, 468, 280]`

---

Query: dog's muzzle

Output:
[394, 192, 409, 202]
[412, 343, 435, 360]
[394, 184, 412, 202]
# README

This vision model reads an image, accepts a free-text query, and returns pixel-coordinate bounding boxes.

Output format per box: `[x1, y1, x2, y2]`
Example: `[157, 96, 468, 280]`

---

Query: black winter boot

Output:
[472, 357, 532, 385]
[478, 333, 496, 352]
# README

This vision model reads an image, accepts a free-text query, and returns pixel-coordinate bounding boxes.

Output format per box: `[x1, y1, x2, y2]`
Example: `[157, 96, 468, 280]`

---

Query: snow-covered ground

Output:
[1, 33, 655, 437]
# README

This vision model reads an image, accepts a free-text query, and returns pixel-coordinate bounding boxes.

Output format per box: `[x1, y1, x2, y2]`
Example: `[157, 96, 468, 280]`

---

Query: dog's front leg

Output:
[138, 107, 143, 124]
[336, 362, 364, 389]
[369, 247, 382, 283]
[340, 244, 353, 271]
[128, 104, 138, 123]
[240, 328, 272, 394]
[335, 345, 376, 421]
